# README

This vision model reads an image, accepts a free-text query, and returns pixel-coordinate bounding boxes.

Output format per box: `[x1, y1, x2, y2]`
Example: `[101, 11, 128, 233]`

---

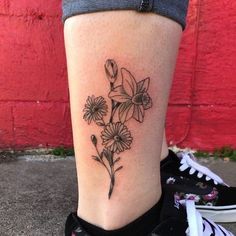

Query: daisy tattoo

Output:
[83, 59, 152, 198]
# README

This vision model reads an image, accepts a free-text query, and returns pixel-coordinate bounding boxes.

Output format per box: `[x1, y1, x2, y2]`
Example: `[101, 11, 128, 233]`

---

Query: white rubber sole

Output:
[197, 205, 236, 223]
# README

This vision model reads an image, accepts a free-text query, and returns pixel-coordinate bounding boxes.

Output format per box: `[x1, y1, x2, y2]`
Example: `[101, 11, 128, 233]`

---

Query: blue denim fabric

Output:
[62, 0, 189, 30]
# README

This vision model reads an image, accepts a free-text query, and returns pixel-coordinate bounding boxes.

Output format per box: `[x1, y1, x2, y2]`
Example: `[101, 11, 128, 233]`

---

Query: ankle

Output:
[160, 131, 169, 161]
[76, 196, 163, 236]
[77, 187, 161, 230]
[160, 147, 169, 161]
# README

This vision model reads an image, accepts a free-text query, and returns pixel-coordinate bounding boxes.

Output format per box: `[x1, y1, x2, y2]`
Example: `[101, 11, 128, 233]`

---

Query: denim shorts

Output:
[62, 0, 189, 30]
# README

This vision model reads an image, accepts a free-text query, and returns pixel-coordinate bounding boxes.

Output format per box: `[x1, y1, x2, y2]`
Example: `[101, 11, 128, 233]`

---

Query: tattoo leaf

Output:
[92, 156, 101, 163]
[96, 120, 105, 127]
[115, 166, 123, 173]
[114, 157, 121, 164]
[103, 149, 113, 166]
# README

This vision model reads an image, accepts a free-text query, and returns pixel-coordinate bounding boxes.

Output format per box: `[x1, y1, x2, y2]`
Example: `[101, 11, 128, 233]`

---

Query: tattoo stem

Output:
[94, 145, 112, 178]
[108, 174, 115, 199]
[110, 82, 115, 123]
[108, 151, 116, 198]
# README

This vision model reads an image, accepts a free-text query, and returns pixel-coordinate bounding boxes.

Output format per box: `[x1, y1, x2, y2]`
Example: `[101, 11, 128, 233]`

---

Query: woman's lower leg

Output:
[64, 11, 182, 230]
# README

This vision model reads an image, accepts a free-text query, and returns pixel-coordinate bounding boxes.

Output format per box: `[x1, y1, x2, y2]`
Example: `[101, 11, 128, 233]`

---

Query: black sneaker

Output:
[65, 190, 234, 236]
[161, 150, 236, 222]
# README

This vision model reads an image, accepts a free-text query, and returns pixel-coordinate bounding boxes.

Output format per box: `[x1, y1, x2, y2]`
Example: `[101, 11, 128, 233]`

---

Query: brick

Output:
[13, 102, 72, 148]
[0, 0, 9, 14]
[9, 0, 61, 17]
[0, 16, 68, 102]
[0, 0, 236, 151]
[193, 1, 236, 105]
[169, 0, 199, 105]
[166, 106, 191, 145]
[182, 106, 236, 150]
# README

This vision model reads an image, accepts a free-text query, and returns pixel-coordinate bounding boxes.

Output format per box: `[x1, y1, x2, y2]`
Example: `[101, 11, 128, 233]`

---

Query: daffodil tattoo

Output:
[83, 59, 152, 198]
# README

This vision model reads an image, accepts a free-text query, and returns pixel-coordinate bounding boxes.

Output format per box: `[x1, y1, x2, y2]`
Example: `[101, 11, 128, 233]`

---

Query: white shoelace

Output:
[184, 200, 234, 236]
[178, 152, 229, 186]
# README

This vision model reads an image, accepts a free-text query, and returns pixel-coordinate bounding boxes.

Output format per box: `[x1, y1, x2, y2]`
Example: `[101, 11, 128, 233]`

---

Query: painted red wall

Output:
[0, 0, 235, 150]
[166, 0, 236, 150]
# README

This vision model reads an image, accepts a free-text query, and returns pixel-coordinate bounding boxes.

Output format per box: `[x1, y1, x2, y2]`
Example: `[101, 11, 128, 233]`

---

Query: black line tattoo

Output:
[83, 59, 152, 199]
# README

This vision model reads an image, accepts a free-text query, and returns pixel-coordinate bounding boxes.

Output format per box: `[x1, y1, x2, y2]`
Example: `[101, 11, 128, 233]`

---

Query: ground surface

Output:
[0, 155, 236, 235]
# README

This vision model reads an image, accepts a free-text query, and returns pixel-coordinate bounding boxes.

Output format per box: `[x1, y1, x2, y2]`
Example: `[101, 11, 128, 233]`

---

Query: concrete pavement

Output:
[0, 155, 236, 235]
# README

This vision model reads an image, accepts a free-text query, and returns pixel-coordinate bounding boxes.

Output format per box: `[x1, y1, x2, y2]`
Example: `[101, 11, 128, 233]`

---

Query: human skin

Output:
[161, 131, 169, 160]
[64, 10, 182, 230]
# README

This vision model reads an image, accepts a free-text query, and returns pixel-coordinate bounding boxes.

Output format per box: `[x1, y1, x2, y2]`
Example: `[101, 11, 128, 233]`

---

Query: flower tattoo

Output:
[101, 122, 133, 154]
[109, 68, 152, 123]
[83, 59, 152, 198]
[83, 96, 108, 125]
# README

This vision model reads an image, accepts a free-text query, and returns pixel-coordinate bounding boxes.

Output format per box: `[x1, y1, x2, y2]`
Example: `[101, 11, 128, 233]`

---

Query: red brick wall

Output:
[0, 0, 236, 150]
[0, 0, 71, 148]
[167, 0, 236, 150]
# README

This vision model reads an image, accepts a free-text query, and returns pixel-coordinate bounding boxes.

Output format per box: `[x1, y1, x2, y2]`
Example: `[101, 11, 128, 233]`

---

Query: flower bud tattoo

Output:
[105, 59, 118, 83]
[83, 59, 152, 198]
